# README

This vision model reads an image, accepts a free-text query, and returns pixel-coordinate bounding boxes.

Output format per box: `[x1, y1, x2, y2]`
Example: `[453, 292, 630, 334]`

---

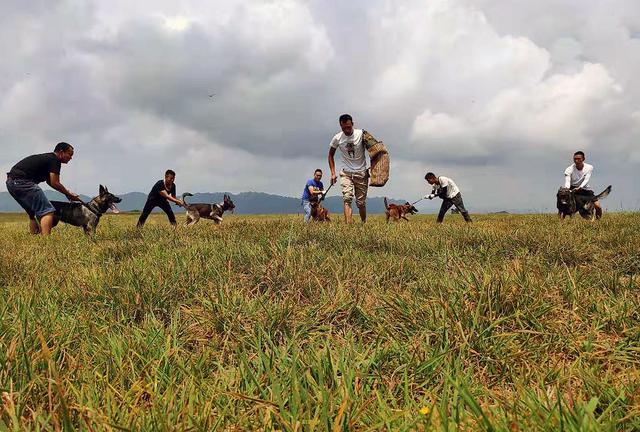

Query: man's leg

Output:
[34, 190, 57, 235]
[157, 199, 177, 226]
[343, 202, 353, 223]
[39, 212, 55, 235]
[594, 200, 602, 219]
[339, 171, 355, 223]
[302, 201, 312, 222]
[437, 199, 454, 223]
[29, 185, 57, 235]
[7, 179, 45, 234]
[29, 218, 40, 235]
[452, 194, 472, 222]
[354, 173, 368, 223]
[137, 199, 156, 228]
[358, 206, 367, 223]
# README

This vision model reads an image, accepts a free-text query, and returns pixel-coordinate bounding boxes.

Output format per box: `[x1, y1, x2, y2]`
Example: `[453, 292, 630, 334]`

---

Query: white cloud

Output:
[0, 0, 638, 210]
[370, 0, 550, 105]
[162, 15, 194, 32]
[411, 63, 625, 159]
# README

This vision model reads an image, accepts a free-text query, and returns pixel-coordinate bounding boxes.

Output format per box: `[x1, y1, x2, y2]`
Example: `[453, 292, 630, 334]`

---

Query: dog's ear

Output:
[99, 185, 106, 195]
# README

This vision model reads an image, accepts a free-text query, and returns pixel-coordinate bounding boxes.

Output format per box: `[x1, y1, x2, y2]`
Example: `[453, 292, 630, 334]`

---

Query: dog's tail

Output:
[384, 197, 389, 210]
[594, 185, 612, 201]
[181, 192, 193, 206]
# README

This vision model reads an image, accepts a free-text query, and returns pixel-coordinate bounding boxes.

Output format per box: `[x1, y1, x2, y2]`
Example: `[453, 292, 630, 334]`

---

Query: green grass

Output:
[0, 212, 639, 431]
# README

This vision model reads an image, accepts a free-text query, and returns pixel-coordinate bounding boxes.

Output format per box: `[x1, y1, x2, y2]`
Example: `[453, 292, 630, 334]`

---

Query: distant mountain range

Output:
[0, 190, 406, 214]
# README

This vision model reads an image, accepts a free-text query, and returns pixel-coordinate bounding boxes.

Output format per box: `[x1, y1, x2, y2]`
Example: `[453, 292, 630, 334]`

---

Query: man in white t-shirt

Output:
[328, 114, 369, 223]
[564, 150, 602, 219]
[424, 172, 472, 223]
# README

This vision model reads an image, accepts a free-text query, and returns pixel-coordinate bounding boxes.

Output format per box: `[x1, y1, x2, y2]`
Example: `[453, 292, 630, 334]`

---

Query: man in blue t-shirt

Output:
[301, 169, 325, 222]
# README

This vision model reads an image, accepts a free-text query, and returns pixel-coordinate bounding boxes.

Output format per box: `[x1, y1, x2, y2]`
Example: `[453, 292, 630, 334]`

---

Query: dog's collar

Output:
[83, 201, 102, 217]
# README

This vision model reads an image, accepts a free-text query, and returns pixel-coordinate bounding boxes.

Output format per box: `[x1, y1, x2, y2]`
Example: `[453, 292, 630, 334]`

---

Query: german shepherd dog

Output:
[310, 199, 330, 222]
[384, 197, 418, 222]
[557, 185, 611, 220]
[51, 185, 121, 235]
[182, 193, 235, 226]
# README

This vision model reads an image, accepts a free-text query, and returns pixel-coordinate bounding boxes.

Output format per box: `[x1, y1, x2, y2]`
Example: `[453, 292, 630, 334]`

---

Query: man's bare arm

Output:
[47, 173, 80, 201]
[159, 190, 184, 206]
[328, 147, 337, 185]
[308, 186, 324, 196]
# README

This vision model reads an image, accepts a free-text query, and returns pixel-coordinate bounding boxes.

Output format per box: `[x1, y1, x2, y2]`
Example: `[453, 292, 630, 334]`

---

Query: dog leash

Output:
[412, 190, 440, 205]
[319, 182, 334, 203]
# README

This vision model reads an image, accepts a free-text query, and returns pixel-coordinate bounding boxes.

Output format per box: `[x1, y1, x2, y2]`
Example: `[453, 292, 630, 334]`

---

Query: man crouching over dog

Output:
[424, 172, 472, 223]
[564, 151, 602, 219]
[6, 142, 81, 235]
[301, 169, 325, 222]
[137, 169, 184, 229]
[328, 114, 369, 223]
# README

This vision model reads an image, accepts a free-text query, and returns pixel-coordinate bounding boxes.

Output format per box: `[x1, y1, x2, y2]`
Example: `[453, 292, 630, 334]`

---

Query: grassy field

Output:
[0, 212, 639, 431]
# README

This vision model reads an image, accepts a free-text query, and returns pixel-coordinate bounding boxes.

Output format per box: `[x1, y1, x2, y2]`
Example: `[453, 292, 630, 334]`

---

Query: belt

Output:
[6, 175, 34, 183]
[341, 169, 367, 176]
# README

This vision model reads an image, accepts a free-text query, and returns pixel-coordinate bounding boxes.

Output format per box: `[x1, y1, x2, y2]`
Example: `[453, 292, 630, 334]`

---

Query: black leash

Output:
[319, 182, 334, 203]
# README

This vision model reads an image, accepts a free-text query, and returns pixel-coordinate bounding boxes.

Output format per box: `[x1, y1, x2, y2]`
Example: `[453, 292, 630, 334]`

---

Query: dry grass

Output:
[0, 212, 639, 431]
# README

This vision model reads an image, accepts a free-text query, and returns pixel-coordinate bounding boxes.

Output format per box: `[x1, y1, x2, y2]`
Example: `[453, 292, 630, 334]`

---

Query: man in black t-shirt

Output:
[6, 142, 81, 235]
[136, 169, 184, 228]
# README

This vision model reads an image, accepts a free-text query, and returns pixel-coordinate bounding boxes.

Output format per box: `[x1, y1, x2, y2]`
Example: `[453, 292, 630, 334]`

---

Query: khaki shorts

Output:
[340, 169, 369, 208]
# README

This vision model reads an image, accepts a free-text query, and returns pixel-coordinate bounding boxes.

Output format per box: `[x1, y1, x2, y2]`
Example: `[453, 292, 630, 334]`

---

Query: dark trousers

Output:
[137, 198, 176, 227]
[437, 193, 472, 223]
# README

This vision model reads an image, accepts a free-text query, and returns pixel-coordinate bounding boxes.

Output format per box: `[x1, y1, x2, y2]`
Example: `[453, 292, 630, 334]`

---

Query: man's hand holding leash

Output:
[319, 183, 334, 202]
[66, 192, 82, 202]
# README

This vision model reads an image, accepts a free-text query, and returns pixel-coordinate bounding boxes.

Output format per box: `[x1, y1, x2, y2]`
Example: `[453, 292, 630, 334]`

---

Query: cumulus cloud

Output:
[0, 0, 638, 210]
[410, 63, 624, 159]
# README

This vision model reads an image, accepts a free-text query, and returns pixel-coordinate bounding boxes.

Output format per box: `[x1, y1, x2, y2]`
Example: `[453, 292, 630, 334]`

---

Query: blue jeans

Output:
[6, 178, 56, 220]
[302, 200, 312, 222]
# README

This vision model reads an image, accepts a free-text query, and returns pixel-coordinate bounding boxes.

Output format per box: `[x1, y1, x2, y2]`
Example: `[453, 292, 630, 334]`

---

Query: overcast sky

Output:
[1, 0, 639, 211]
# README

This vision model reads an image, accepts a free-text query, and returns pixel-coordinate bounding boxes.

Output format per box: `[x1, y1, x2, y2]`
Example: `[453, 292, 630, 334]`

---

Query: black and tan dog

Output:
[384, 197, 418, 222]
[310, 199, 330, 222]
[50, 185, 121, 235]
[182, 193, 235, 226]
[557, 185, 611, 220]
